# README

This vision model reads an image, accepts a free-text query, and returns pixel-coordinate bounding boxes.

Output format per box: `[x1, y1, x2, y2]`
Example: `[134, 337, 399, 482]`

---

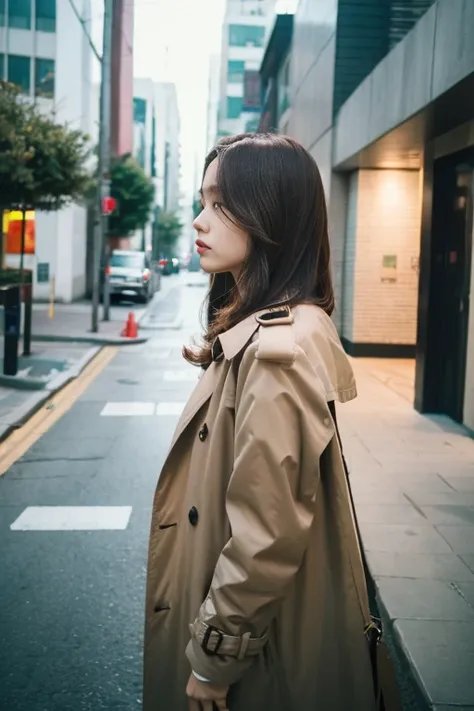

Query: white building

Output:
[217, 0, 277, 139]
[0, 0, 99, 302]
[131, 80, 181, 249]
[153, 82, 180, 214]
[206, 53, 221, 153]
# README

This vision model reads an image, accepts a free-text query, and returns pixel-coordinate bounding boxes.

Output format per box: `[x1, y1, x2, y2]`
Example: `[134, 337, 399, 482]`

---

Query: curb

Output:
[30, 334, 149, 346]
[365, 562, 432, 711]
[0, 346, 103, 444]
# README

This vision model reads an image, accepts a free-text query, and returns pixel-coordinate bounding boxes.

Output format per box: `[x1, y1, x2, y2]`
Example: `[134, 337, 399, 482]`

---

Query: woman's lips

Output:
[196, 239, 210, 254]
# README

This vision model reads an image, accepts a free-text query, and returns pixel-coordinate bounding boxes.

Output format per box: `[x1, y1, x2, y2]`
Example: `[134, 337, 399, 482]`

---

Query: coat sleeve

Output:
[185, 344, 335, 685]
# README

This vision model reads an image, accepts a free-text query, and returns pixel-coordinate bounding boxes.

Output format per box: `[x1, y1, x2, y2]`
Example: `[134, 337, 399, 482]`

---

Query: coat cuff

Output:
[185, 637, 254, 687]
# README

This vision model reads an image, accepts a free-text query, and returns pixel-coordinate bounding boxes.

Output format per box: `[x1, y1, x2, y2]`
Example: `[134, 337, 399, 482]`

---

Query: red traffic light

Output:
[101, 196, 117, 215]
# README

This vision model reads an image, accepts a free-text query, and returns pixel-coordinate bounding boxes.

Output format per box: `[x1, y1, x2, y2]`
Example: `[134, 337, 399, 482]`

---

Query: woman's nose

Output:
[193, 211, 208, 233]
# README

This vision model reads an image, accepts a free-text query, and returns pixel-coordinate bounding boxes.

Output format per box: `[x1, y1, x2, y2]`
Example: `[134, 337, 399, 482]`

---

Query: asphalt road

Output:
[0, 274, 208, 711]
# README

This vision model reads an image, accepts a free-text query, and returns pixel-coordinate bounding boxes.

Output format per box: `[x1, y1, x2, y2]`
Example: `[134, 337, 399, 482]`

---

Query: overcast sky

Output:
[91, 0, 225, 203]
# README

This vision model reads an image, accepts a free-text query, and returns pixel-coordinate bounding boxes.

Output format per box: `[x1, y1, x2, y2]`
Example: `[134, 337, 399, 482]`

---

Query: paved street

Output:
[0, 274, 208, 711]
[1, 273, 474, 710]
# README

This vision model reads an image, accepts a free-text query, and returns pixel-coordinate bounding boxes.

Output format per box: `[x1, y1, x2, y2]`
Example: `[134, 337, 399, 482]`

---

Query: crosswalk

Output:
[11, 506, 133, 531]
[7, 320, 199, 536]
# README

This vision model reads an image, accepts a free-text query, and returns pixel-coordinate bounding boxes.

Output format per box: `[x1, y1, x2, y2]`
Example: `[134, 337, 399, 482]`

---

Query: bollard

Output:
[22, 283, 32, 356]
[4, 284, 20, 376]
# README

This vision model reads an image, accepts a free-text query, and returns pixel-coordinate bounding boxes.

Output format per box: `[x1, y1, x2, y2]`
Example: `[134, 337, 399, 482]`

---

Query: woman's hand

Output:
[186, 673, 229, 711]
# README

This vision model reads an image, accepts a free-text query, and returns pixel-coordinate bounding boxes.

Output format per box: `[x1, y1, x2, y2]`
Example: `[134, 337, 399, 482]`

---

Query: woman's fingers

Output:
[187, 697, 201, 711]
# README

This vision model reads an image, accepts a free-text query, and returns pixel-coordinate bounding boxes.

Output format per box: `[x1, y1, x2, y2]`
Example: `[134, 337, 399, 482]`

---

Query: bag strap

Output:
[328, 400, 376, 606]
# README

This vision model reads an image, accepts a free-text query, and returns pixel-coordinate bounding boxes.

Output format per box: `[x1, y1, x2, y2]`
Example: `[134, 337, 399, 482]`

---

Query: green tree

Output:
[108, 154, 155, 238]
[0, 81, 91, 211]
[0, 80, 91, 270]
[157, 210, 183, 258]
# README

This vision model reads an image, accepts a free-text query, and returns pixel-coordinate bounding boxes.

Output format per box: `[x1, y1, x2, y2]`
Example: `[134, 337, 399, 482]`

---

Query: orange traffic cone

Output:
[121, 312, 138, 338]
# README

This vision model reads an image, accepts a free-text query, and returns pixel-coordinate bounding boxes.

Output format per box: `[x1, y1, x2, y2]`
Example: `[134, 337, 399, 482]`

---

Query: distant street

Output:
[0, 273, 208, 711]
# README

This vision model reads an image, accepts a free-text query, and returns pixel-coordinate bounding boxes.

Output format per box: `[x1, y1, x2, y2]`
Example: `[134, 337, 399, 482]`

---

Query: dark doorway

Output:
[425, 148, 473, 422]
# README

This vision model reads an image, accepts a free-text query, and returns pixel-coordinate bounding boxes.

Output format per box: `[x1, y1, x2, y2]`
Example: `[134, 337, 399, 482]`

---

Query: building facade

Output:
[110, 0, 134, 157]
[153, 82, 180, 214]
[206, 53, 221, 154]
[131, 80, 181, 251]
[261, 0, 474, 432]
[0, 0, 96, 302]
[216, 0, 277, 140]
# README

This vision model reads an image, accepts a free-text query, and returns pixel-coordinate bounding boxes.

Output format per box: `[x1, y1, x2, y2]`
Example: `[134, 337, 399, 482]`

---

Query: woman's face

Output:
[193, 158, 249, 279]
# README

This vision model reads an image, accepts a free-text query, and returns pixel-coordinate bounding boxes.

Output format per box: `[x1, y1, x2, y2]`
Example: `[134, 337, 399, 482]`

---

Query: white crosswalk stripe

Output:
[100, 402, 156, 416]
[10, 506, 133, 531]
[156, 402, 186, 416]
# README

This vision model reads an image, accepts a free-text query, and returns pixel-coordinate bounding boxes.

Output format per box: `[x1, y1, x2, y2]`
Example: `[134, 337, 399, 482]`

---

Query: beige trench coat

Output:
[144, 304, 376, 711]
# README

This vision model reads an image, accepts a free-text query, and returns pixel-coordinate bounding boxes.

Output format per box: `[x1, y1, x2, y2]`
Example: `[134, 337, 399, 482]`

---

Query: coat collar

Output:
[216, 310, 265, 361]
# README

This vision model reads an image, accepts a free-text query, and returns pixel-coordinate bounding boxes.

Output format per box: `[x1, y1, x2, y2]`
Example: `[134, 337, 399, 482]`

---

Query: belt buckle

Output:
[202, 624, 224, 656]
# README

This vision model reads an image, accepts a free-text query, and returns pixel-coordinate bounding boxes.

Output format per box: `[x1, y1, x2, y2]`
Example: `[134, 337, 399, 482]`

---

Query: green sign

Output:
[37, 262, 50, 283]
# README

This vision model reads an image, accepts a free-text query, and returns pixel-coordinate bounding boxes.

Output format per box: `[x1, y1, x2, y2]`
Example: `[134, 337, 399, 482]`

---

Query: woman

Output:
[144, 133, 376, 711]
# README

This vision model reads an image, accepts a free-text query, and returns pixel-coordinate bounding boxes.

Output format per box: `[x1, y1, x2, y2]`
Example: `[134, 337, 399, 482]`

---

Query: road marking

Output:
[163, 370, 199, 382]
[101, 402, 156, 416]
[156, 402, 185, 416]
[10, 506, 132, 531]
[0, 347, 117, 477]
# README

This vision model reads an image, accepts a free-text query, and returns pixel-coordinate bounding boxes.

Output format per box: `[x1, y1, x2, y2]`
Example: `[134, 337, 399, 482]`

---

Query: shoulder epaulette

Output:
[255, 307, 296, 364]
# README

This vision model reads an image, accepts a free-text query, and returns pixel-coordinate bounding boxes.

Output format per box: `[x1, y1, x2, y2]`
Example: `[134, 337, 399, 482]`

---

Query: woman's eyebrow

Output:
[200, 184, 220, 197]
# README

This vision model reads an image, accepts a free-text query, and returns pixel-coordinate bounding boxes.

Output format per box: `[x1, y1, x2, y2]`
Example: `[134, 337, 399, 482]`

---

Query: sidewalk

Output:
[31, 301, 148, 345]
[339, 359, 474, 710]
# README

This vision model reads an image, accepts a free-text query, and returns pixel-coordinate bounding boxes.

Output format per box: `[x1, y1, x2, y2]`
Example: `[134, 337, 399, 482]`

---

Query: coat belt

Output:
[190, 619, 268, 661]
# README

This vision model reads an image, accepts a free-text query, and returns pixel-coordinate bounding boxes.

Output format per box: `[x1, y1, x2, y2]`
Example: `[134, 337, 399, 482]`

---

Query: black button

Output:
[188, 506, 199, 526]
[198, 424, 208, 442]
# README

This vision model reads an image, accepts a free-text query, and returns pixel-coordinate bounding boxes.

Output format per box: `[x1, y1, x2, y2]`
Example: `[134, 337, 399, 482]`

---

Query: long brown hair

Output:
[184, 133, 334, 367]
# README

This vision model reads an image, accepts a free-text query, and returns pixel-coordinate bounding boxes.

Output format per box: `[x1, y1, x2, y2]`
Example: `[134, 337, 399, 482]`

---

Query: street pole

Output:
[91, 0, 113, 332]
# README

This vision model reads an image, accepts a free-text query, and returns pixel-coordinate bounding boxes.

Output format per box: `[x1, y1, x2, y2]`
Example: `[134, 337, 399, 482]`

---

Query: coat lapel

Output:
[167, 311, 264, 451]
[169, 362, 218, 450]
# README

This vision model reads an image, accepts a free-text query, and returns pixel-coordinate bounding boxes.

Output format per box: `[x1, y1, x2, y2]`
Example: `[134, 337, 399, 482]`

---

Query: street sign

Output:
[37, 262, 50, 283]
[101, 196, 117, 215]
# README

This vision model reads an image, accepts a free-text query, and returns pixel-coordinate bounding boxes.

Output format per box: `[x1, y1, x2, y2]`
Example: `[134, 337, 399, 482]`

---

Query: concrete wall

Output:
[334, 0, 474, 167]
[288, 0, 337, 191]
[343, 169, 422, 345]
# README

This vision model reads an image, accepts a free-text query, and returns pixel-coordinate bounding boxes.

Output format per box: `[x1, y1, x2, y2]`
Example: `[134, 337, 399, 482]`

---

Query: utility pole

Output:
[91, 0, 113, 332]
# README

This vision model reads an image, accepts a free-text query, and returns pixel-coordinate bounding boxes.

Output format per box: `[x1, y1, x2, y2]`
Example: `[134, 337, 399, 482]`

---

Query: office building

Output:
[0, 0, 134, 302]
[260, 0, 474, 432]
[216, 0, 277, 140]
[0, 0, 96, 302]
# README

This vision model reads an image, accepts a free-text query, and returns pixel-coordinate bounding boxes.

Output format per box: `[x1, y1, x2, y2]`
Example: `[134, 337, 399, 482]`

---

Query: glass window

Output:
[8, 55, 31, 93]
[110, 252, 145, 269]
[226, 96, 243, 119]
[227, 60, 245, 83]
[0, 54, 4, 80]
[35, 0, 56, 32]
[0, 0, 5, 26]
[228, 24, 265, 47]
[35, 58, 54, 98]
[8, 0, 31, 29]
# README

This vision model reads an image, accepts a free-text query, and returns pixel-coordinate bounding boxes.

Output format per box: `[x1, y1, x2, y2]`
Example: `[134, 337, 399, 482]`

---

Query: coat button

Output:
[198, 424, 208, 442]
[188, 506, 199, 526]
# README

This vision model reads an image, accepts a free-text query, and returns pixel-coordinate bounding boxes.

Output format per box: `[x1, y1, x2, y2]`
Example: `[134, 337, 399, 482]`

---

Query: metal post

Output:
[3, 285, 20, 376]
[22, 283, 32, 356]
[101, 0, 113, 322]
[91, 0, 113, 331]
